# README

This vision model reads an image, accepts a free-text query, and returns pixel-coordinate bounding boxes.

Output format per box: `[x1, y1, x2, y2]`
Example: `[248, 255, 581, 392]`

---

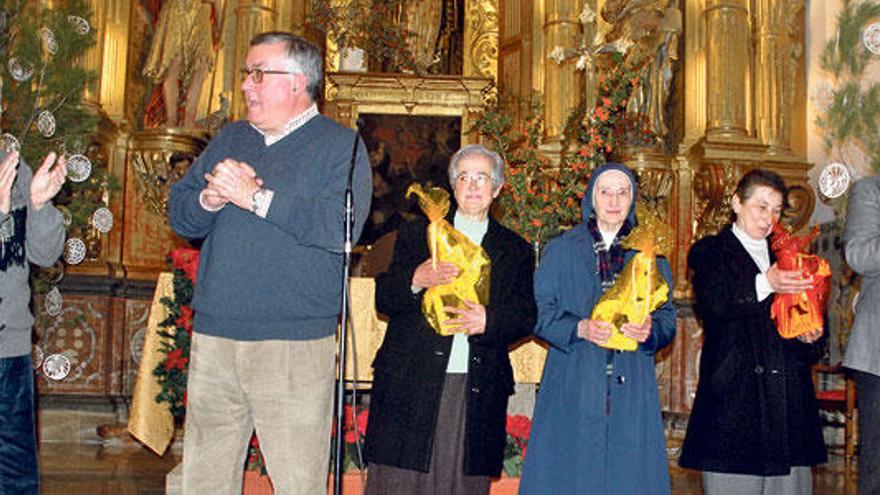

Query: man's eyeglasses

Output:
[240, 67, 298, 84]
[455, 171, 492, 186]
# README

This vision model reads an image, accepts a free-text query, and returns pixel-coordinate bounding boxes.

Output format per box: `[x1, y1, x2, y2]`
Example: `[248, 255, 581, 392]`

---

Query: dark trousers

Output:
[0, 354, 39, 495]
[857, 370, 880, 495]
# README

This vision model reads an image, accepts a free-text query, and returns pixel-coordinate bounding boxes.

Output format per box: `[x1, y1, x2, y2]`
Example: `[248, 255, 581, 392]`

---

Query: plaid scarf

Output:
[586, 215, 632, 293]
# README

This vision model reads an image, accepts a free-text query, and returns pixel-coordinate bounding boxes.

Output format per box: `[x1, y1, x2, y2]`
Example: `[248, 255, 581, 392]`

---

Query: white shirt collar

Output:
[250, 104, 319, 146]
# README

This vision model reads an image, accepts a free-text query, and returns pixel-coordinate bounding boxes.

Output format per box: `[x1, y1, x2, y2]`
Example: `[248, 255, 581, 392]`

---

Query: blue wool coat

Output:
[520, 163, 677, 495]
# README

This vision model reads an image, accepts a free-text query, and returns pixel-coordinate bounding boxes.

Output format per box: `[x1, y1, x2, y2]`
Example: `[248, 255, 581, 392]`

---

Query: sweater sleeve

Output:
[844, 178, 880, 276]
[262, 135, 372, 252]
[22, 164, 64, 267]
[167, 127, 231, 240]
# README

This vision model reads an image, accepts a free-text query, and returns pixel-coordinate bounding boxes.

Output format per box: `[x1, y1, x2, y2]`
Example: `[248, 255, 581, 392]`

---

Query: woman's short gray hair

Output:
[448, 144, 505, 190]
[250, 32, 323, 101]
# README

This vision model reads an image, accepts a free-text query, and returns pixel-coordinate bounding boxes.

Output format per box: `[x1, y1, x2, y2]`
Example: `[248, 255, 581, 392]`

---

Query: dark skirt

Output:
[366, 374, 491, 495]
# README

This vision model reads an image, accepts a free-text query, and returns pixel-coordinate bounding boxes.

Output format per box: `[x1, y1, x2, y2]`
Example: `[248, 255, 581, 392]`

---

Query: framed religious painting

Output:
[324, 72, 493, 245]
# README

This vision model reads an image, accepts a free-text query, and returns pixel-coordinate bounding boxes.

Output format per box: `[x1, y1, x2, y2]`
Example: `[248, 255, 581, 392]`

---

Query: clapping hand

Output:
[30, 152, 67, 210]
[0, 151, 20, 214]
[203, 159, 262, 210]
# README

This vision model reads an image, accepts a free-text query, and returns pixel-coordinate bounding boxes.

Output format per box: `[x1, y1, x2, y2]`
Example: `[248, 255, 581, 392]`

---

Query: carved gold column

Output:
[232, 0, 279, 120]
[543, 0, 583, 141]
[681, 0, 707, 150]
[97, 0, 132, 122]
[55, 0, 132, 276]
[704, 0, 751, 140]
[464, 0, 500, 82]
[754, 0, 803, 154]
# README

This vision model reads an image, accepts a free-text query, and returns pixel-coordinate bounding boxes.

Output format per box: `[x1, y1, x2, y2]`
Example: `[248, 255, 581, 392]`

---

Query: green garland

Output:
[471, 54, 649, 243]
[817, 0, 880, 179]
[153, 248, 197, 421]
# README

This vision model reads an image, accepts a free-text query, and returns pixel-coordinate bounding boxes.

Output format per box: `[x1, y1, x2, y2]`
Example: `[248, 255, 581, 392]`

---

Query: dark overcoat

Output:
[678, 225, 827, 475]
[363, 211, 537, 476]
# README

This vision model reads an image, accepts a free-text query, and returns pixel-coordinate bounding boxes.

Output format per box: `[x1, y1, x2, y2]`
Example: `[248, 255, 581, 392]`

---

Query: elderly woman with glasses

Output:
[520, 162, 677, 494]
[363, 144, 537, 494]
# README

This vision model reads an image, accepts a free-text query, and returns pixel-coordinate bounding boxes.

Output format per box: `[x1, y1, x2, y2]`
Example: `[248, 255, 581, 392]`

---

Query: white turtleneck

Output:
[731, 222, 775, 302]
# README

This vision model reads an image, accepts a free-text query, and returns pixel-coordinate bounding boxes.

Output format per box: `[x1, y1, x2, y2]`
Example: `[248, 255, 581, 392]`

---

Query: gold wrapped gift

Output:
[407, 184, 491, 336]
[591, 205, 673, 351]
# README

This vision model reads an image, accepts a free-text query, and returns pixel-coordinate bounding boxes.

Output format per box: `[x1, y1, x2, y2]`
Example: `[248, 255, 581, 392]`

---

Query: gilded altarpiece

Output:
[32, 0, 815, 424]
[498, 0, 812, 414]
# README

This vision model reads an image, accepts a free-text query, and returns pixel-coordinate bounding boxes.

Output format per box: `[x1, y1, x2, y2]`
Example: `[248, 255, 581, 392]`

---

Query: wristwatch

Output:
[251, 188, 269, 215]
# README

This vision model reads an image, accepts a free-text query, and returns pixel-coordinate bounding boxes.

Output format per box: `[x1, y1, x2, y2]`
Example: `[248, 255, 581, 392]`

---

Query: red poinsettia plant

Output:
[328, 403, 370, 473]
[153, 247, 199, 421]
[502, 414, 532, 477]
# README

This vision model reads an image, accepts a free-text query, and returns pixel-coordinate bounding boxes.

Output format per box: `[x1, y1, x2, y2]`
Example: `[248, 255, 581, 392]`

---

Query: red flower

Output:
[250, 433, 260, 449]
[344, 404, 354, 427]
[170, 248, 200, 283]
[345, 429, 358, 444]
[164, 348, 188, 370]
[356, 410, 369, 436]
[531, 219, 543, 227]
[506, 414, 532, 440]
[176, 306, 194, 334]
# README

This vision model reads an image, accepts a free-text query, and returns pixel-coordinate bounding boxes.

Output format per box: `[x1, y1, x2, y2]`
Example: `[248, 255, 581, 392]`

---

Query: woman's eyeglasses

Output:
[240, 67, 298, 84]
[456, 171, 492, 186]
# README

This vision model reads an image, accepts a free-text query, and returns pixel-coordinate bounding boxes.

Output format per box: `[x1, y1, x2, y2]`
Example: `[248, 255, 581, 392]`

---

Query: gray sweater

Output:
[168, 117, 371, 341]
[0, 152, 65, 358]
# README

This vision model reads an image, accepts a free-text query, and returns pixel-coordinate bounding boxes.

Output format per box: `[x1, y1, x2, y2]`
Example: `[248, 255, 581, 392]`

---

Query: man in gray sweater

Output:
[168, 32, 371, 494]
[0, 149, 67, 494]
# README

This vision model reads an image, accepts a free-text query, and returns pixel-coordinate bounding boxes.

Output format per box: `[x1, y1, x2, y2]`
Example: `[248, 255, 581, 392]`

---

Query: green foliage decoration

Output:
[817, 0, 880, 175]
[308, 0, 421, 73]
[471, 54, 648, 244]
[0, 0, 116, 244]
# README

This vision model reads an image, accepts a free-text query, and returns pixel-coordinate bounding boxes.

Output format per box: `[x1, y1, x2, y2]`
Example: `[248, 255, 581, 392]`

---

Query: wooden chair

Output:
[358, 230, 398, 278]
[813, 363, 858, 478]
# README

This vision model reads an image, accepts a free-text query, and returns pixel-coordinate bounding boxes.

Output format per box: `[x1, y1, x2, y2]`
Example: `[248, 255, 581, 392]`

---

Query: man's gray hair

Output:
[250, 32, 322, 101]
[448, 144, 505, 191]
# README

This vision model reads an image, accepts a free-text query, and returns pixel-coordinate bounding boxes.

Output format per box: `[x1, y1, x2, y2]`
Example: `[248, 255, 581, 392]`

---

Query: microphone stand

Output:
[333, 134, 359, 495]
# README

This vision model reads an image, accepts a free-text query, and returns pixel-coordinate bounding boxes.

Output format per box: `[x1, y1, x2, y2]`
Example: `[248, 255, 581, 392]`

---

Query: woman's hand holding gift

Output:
[578, 319, 613, 345]
[412, 259, 459, 289]
[444, 301, 487, 335]
[621, 316, 652, 343]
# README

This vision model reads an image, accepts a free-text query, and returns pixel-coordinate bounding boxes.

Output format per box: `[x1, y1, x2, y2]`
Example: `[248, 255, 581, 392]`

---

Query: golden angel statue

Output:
[142, 0, 221, 129]
[599, 0, 681, 140]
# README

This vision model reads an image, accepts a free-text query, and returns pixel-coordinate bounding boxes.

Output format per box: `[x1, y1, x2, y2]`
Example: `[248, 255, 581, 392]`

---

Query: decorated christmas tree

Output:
[0, 0, 114, 282]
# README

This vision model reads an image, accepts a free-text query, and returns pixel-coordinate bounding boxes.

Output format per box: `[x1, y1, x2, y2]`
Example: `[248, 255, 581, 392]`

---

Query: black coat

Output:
[363, 213, 537, 476]
[679, 225, 827, 475]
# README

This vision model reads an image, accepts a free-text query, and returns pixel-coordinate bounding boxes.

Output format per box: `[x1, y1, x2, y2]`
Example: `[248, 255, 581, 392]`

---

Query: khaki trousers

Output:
[182, 332, 336, 495]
